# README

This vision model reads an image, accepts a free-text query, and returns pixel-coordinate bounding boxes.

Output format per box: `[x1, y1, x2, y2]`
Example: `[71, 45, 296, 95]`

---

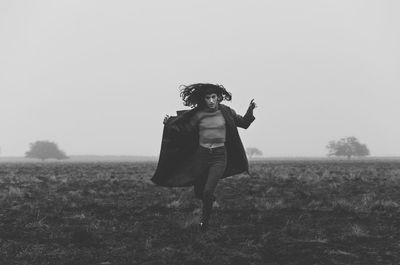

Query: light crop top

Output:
[190, 109, 226, 145]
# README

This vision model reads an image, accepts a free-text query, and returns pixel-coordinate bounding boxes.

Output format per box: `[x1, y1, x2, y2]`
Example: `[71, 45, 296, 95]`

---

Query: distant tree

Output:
[326, 136, 370, 159]
[246, 147, 263, 158]
[25, 140, 68, 161]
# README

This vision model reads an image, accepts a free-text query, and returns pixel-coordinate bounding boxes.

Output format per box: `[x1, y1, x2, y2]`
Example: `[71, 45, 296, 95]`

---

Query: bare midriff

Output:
[199, 142, 225, 148]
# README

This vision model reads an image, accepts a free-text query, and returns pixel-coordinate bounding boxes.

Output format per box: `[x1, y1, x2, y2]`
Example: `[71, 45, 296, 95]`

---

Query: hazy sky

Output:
[1, 0, 399, 157]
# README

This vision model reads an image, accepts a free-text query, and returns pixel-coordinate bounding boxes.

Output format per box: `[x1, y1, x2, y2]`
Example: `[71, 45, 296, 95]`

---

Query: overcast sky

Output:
[1, 0, 399, 157]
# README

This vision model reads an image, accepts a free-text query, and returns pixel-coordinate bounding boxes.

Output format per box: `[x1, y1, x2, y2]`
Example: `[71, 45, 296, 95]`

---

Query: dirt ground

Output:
[1, 159, 400, 265]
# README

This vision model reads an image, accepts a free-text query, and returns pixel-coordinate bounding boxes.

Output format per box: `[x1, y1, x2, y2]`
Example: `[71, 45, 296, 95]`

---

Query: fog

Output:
[1, 0, 399, 157]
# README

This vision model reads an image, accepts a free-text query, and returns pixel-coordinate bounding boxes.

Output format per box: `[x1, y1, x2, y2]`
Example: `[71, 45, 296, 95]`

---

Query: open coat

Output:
[151, 104, 255, 187]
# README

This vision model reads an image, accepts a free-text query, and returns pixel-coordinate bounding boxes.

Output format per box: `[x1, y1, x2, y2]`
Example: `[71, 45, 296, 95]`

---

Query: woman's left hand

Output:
[249, 99, 257, 111]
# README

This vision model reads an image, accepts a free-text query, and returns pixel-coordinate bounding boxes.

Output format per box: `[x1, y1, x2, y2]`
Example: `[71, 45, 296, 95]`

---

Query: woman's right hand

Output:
[163, 115, 170, 125]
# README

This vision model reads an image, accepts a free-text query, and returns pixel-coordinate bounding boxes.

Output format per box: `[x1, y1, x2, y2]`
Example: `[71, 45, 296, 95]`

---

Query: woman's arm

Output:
[230, 99, 257, 129]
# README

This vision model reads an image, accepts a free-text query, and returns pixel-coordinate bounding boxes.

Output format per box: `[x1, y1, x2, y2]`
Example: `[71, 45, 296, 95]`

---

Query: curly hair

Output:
[179, 83, 232, 108]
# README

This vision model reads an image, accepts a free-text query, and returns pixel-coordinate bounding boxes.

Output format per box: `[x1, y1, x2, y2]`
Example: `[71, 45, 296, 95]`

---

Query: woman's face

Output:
[204, 93, 219, 109]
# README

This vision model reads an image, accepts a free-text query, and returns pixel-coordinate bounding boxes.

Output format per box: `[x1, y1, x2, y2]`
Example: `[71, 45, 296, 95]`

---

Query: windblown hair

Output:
[179, 83, 232, 108]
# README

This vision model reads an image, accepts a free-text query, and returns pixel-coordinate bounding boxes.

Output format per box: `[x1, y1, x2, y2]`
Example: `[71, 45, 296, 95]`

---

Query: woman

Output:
[152, 83, 256, 230]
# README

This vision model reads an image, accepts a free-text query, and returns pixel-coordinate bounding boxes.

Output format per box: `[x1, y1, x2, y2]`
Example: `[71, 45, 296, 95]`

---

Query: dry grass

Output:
[0, 160, 400, 264]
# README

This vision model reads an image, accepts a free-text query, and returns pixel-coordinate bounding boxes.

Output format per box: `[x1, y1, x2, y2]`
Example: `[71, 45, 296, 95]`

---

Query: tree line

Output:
[0, 136, 370, 161]
[246, 136, 370, 159]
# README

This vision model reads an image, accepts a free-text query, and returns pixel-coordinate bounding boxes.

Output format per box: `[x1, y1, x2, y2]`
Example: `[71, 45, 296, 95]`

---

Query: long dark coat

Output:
[151, 104, 255, 187]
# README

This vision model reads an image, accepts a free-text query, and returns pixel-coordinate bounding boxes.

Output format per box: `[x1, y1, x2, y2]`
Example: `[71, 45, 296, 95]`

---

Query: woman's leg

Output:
[203, 146, 227, 200]
[200, 146, 227, 230]
[193, 147, 209, 200]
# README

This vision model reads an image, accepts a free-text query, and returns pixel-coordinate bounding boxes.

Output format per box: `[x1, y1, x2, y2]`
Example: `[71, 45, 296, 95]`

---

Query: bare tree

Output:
[25, 140, 68, 161]
[326, 136, 370, 159]
[246, 147, 263, 158]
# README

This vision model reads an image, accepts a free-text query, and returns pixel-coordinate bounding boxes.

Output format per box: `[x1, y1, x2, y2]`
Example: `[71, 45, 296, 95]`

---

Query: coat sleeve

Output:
[229, 106, 256, 129]
[165, 111, 198, 138]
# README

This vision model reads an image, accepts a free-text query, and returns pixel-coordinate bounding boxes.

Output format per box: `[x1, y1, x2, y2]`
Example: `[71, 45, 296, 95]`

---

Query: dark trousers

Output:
[193, 145, 227, 201]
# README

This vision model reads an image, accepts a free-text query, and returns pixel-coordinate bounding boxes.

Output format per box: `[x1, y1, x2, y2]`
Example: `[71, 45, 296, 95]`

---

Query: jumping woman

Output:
[152, 83, 256, 231]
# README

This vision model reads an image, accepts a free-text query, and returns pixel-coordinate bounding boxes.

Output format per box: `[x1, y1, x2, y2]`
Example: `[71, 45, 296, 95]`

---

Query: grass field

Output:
[1, 159, 400, 265]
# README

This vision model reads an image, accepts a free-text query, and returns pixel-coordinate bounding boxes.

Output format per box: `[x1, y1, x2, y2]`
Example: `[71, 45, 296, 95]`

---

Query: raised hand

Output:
[249, 99, 257, 111]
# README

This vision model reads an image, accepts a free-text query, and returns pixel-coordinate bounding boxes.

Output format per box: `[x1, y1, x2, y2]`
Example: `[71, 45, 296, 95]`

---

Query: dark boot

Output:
[199, 195, 215, 231]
